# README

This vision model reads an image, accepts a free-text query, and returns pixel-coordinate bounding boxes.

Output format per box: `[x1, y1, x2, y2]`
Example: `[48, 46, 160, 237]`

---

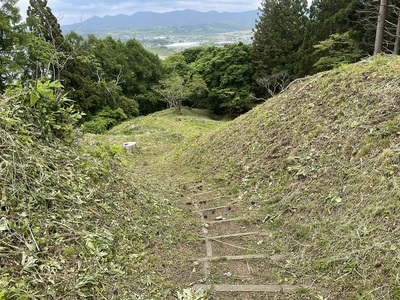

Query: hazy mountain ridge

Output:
[61, 9, 259, 34]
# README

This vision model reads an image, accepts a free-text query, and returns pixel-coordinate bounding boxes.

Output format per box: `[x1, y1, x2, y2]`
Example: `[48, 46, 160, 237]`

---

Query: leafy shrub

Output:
[82, 107, 128, 134]
[82, 116, 116, 134]
[135, 91, 166, 115]
[98, 106, 127, 121]
[118, 95, 140, 117]
[3, 80, 83, 142]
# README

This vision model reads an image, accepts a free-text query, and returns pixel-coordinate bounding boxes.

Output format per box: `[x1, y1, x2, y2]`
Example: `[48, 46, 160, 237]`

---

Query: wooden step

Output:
[187, 190, 215, 198]
[203, 231, 263, 239]
[192, 284, 300, 292]
[197, 254, 265, 262]
[197, 254, 285, 263]
[209, 217, 248, 224]
[193, 205, 229, 213]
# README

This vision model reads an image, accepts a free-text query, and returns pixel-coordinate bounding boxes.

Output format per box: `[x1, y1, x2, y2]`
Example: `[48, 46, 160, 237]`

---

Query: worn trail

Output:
[182, 182, 301, 299]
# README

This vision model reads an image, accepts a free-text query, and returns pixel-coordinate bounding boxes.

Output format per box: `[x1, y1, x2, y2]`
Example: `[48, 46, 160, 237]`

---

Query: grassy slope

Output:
[105, 108, 227, 167]
[0, 106, 224, 299]
[172, 55, 400, 299]
[83, 108, 228, 297]
[5, 55, 400, 299]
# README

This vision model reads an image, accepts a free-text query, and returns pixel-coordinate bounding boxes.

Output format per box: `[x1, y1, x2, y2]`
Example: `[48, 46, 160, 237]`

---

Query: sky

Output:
[16, 0, 264, 25]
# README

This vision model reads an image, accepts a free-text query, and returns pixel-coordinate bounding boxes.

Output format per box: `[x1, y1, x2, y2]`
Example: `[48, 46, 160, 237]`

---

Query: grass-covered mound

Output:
[176, 55, 400, 298]
[96, 108, 226, 170]
[0, 83, 198, 299]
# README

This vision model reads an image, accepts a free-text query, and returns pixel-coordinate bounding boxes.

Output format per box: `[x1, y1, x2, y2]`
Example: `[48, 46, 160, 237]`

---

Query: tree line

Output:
[254, 0, 399, 81]
[0, 0, 397, 133]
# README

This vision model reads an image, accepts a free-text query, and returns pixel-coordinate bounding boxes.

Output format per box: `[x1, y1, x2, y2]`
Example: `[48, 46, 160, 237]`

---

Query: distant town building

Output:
[165, 42, 201, 51]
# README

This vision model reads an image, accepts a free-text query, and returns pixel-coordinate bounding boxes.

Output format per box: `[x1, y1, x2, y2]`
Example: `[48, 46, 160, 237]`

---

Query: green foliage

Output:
[296, 0, 364, 76]
[154, 75, 190, 112]
[160, 52, 210, 110]
[81, 117, 115, 134]
[134, 90, 166, 115]
[313, 32, 364, 71]
[82, 107, 128, 134]
[61, 34, 162, 119]
[27, 0, 64, 49]
[4, 80, 82, 142]
[159, 43, 253, 115]
[185, 74, 209, 106]
[163, 53, 190, 76]
[26, 0, 70, 82]
[181, 47, 205, 64]
[253, 0, 308, 80]
[0, 0, 24, 91]
[98, 106, 128, 123]
[189, 43, 253, 114]
[87, 36, 162, 99]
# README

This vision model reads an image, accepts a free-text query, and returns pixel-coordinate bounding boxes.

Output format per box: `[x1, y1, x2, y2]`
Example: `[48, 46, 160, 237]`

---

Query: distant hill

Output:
[61, 9, 259, 34]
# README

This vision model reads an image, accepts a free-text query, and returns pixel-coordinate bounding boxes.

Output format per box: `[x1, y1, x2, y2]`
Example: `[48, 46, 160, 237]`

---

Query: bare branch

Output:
[256, 71, 290, 97]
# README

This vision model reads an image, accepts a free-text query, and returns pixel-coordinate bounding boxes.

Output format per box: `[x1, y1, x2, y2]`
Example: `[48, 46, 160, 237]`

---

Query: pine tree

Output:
[26, 0, 69, 81]
[252, 0, 308, 81]
[27, 0, 64, 49]
[296, 0, 362, 76]
[0, 0, 23, 91]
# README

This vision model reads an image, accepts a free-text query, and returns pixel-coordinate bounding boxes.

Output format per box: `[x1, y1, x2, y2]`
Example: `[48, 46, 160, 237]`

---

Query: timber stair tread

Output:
[196, 253, 285, 262]
[193, 205, 230, 213]
[187, 185, 301, 296]
[192, 284, 300, 292]
[202, 231, 265, 239]
[208, 216, 249, 224]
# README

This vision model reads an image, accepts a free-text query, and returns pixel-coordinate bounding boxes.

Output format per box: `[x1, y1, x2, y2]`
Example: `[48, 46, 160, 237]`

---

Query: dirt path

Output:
[117, 116, 305, 298]
[178, 181, 302, 299]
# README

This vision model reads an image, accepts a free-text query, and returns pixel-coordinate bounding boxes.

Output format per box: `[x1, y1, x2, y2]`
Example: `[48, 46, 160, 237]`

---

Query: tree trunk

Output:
[374, 0, 388, 54]
[394, 12, 400, 54]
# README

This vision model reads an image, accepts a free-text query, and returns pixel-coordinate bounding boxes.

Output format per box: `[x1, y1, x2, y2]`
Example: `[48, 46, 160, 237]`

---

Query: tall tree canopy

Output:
[27, 0, 64, 48]
[252, 0, 308, 80]
[26, 0, 69, 81]
[0, 0, 23, 91]
[296, 0, 364, 75]
[84, 35, 163, 115]
[190, 43, 253, 114]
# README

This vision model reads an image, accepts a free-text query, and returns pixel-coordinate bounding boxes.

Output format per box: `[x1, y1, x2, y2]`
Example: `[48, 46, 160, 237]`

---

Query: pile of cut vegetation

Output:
[176, 55, 400, 298]
[0, 83, 197, 299]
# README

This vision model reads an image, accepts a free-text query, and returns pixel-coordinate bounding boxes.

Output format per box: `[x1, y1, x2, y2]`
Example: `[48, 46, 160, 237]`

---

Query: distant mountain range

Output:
[61, 9, 259, 34]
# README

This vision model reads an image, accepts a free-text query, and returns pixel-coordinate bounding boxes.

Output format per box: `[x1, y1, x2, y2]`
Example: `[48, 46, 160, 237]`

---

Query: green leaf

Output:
[30, 92, 39, 106]
[48, 81, 63, 89]
[0, 219, 10, 231]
